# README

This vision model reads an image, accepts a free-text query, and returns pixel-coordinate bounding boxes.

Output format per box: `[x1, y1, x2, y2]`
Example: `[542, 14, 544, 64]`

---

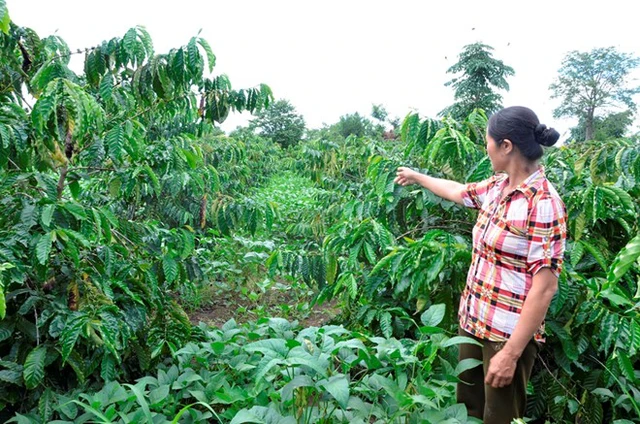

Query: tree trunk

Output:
[57, 165, 68, 200]
[585, 110, 595, 141]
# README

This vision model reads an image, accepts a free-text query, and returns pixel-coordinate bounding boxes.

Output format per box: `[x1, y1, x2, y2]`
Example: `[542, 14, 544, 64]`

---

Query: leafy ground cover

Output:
[10, 309, 482, 424]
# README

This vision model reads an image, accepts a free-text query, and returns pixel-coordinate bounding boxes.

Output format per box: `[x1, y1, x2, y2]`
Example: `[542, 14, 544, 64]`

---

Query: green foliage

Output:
[20, 318, 481, 423]
[335, 112, 375, 139]
[0, 5, 275, 419]
[440, 43, 515, 120]
[311, 109, 640, 422]
[249, 99, 306, 148]
[550, 47, 640, 141]
[371, 104, 388, 123]
[0, 0, 9, 35]
[570, 110, 634, 141]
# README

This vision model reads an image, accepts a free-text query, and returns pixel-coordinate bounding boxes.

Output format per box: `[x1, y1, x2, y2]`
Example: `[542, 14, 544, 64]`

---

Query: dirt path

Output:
[188, 170, 342, 330]
[189, 290, 341, 329]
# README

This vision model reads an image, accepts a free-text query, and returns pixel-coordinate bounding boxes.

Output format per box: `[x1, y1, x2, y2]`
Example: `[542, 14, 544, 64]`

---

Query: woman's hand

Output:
[485, 348, 518, 388]
[394, 167, 420, 186]
[394, 167, 466, 204]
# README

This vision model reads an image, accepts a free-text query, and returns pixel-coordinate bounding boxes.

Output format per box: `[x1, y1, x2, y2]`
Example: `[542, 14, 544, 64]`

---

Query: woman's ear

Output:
[501, 139, 514, 155]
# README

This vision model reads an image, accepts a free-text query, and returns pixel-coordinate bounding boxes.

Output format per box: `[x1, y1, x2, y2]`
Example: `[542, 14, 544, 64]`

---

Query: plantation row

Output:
[1, 3, 640, 423]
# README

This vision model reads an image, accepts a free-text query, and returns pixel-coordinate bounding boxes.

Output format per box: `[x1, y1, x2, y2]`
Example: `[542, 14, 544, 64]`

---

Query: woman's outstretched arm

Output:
[395, 167, 466, 205]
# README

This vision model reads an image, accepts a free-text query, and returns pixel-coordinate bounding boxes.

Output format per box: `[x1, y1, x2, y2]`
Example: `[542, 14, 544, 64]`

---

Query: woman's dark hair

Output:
[487, 106, 560, 161]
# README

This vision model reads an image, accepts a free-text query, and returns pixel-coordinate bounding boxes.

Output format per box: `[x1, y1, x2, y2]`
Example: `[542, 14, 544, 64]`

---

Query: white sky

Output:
[8, 0, 640, 140]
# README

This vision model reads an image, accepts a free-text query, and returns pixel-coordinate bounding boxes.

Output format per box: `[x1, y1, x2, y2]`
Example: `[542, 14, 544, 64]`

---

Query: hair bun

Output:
[534, 124, 560, 147]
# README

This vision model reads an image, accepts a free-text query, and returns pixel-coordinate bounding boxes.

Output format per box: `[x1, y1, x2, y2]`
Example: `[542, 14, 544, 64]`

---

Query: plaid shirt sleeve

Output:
[461, 175, 500, 209]
[527, 196, 567, 277]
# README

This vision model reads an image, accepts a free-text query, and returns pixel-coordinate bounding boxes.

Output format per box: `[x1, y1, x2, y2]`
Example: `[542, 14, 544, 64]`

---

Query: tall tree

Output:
[249, 99, 305, 148]
[440, 43, 514, 120]
[550, 47, 640, 141]
[371, 104, 389, 123]
[335, 112, 374, 139]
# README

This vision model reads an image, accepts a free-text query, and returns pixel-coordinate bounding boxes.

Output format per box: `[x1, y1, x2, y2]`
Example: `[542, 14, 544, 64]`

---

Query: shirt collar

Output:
[499, 167, 545, 200]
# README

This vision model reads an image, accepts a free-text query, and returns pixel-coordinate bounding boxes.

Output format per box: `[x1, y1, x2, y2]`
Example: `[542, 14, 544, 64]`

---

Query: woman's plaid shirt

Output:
[459, 167, 567, 342]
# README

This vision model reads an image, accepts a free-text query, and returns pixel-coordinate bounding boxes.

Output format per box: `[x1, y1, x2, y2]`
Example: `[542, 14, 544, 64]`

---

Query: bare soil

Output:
[189, 288, 342, 329]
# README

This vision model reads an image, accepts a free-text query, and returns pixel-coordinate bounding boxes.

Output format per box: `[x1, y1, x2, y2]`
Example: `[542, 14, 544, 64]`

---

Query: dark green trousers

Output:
[456, 328, 539, 424]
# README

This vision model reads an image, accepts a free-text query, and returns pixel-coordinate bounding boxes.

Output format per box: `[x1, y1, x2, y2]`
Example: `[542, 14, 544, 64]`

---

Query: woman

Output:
[394, 106, 567, 423]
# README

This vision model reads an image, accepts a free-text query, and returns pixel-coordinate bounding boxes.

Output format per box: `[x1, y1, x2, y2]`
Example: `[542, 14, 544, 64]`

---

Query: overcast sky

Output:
[8, 0, 640, 140]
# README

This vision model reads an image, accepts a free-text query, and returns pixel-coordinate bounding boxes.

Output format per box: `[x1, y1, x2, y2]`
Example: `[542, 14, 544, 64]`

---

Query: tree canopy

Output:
[550, 47, 640, 141]
[249, 99, 306, 148]
[439, 42, 514, 120]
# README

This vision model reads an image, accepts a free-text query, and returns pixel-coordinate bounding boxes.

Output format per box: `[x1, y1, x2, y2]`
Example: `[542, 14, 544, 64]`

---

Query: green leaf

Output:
[180, 229, 195, 259]
[36, 232, 53, 265]
[547, 320, 579, 361]
[592, 388, 615, 398]
[599, 312, 619, 354]
[62, 202, 87, 220]
[440, 336, 483, 348]
[454, 358, 482, 376]
[325, 252, 337, 285]
[0, 0, 9, 35]
[265, 202, 274, 232]
[0, 283, 5, 320]
[72, 400, 114, 424]
[41, 204, 55, 227]
[317, 374, 350, 409]
[124, 383, 153, 424]
[187, 38, 200, 74]
[149, 384, 171, 407]
[163, 256, 178, 284]
[574, 212, 586, 241]
[363, 241, 376, 264]
[23, 346, 47, 389]
[581, 240, 608, 271]
[99, 73, 114, 101]
[197, 38, 216, 73]
[280, 375, 314, 402]
[616, 350, 636, 383]
[69, 180, 81, 199]
[0, 320, 15, 341]
[4, 414, 35, 424]
[423, 250, 445, 285]
[344, 273, 357, 299]
[0, 264, 12, 320]
[61, 313, 88, 363]
[38, 388, 56, 422]
[607, 233, 640, 287]
[108, 177, 122, 198]
[420, 303, 446, 327]
[101, 354, 117, 382]
[58, 394, 79, 419]
[607, 185, 634, 212]
[181, 148, 199, 169]
[230, 406, 296, 424]
[0, 368, 23, 385]
[172, 48, 185, 82]
[106, 126, 124, 162]
[571, 241, 585, 267]
[599, 288, 633, 307]
[171, 402, 219, 424]
[143, 165, 160, 196]
[380, 311, 392, 338]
